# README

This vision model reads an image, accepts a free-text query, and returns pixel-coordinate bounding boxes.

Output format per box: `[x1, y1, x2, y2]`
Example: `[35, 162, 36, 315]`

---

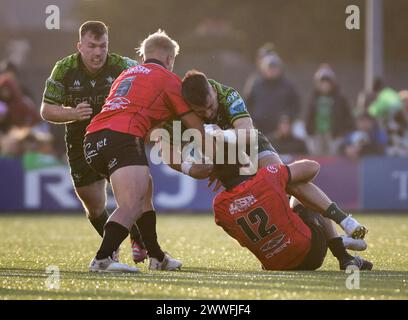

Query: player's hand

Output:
[73, 102, 93, 121]
[208, 172, 223, 192]
[204, 123, 222, 136]
[189, 164, 213, 179]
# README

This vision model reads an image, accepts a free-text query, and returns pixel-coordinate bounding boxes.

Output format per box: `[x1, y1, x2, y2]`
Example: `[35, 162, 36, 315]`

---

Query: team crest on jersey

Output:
[90, 80, 96, 87]
[266, 165, 279, 174]
[229, 194, 257, 215]
[229, 98, 246, 115]
[106, 76, 114, 84]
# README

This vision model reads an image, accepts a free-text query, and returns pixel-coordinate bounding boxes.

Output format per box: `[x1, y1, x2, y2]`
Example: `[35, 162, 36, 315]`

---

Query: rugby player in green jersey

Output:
[41, 21, 180, 269]
[162, 70, 367, 240]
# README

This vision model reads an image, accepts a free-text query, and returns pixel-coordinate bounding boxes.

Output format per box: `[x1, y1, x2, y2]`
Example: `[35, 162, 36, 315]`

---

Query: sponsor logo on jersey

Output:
[84, 143, 98, 164]
[226, 91, 239, 103]
[123, 65, 151, 75]
[229, 194, 257, 215]
[68, 80, 83, 91]
[265, 238, 291, 259]
[260, 233, 286, 252]
[96, 138, 107, 151]
[101, 97, 130, 113]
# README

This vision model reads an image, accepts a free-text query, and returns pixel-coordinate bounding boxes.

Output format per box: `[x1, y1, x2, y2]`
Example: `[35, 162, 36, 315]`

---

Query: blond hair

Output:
[137, 29, 180, 59]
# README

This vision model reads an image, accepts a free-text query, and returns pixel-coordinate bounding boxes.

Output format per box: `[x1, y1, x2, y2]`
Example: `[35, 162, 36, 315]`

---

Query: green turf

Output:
[0, 213, 407, 300]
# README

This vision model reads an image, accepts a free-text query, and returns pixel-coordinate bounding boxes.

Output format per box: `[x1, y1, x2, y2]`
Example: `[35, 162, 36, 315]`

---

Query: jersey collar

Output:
[144, 59, 166, 69]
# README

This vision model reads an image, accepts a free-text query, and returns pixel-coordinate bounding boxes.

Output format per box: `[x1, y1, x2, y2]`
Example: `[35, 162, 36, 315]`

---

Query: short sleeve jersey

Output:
[42, 52, 137, 146]
[213, 164, 312, 270]
[86, 61, 192, 139]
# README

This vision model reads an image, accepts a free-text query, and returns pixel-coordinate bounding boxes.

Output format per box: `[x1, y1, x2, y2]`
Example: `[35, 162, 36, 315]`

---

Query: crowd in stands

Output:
[243, 43, 408, 160]
[0, 60, 61, 167]
[1, 43, 407, 163]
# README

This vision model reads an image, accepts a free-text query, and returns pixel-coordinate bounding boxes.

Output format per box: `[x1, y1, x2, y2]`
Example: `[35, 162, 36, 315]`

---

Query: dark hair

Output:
[79, 21, 108, 40]
[181, 70, 210, 106]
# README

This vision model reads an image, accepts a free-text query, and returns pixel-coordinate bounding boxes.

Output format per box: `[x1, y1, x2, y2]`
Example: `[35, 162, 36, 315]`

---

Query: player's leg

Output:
[75, 179, 108, 237]
[291, 198, 372, 270]
[286, 160, 368, 239]
[90, 165, 149, 273]
[84, 131, 143, 272]
[257, 134, 367, 239]
[136, 176, 182, 270]
[73, 157, 144, 261]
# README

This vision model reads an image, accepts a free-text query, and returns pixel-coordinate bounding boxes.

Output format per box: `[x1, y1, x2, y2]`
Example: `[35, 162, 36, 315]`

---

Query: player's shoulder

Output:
[51, 52, 80, 79]
[108, 52, 138, 69]
[210, 79, 241, 104]
[264, 164, 290, 184]
[154, 65, 182, 85]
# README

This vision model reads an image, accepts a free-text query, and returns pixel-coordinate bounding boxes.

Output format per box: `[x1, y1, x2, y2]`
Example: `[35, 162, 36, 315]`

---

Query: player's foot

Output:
[131, 238, 148, 264]
[340, 216, 368, 239]
[89, 256, 140, 273]
[339, 255, 373, 271]
[148, 252, 182, 271]
[112, 248, 120, 262]
[341, 235, 367, 251]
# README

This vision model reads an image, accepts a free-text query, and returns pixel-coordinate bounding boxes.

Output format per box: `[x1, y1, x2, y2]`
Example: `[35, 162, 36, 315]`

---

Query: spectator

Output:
[21, 130, 62, 170]
[0, 60, 41, 130]
[246, 52, 300, 137]
[388, 90, 408, 156]
[342, 113, 387, 160]
[269, 115, 308, 155]
[368, 78, 402, 121]
[243, 42, 276, 99]
[305, 64, 354, 155]
[0, 127, 30, 156]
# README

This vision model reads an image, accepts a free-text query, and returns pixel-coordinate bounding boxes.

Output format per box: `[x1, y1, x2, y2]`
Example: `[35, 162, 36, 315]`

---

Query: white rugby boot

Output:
[341, 235, 367, 251]
[89, 256, 140, 273]
[148, 252, 182, 271]
[340, 215, 368, 239]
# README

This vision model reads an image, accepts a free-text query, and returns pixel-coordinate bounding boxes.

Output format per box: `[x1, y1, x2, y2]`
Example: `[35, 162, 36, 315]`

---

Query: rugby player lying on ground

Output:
[179, 154, 372, 271]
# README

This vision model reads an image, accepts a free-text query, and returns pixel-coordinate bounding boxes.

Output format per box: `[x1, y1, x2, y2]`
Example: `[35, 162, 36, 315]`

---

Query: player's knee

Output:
[308, 160, 320, 179]
[119, 198, 145, 217]
[84, 203, 106, 220]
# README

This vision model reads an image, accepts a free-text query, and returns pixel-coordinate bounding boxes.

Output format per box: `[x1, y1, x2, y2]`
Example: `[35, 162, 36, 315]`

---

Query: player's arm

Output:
[286, 160, 320, 184]
[210, 88, 256, 143]
[162, 138, 213, 179]
[40, 61, 92, 124]
[40, 102, 92, 124]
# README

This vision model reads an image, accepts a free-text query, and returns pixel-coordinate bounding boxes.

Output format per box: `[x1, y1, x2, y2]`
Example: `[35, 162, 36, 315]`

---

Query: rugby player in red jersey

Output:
[84, 30, 206, 272]
[161, 135, 371, 270]
[211, 160, 372, 271]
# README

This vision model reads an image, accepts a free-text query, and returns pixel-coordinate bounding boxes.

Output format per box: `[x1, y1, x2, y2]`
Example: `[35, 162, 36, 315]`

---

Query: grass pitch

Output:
[0, 213, 407, 300]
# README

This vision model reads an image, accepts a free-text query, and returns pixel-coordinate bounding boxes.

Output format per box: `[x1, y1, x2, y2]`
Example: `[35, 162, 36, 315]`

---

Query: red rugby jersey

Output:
[86, 60, 191, 139]
[213, 165, 312, 270]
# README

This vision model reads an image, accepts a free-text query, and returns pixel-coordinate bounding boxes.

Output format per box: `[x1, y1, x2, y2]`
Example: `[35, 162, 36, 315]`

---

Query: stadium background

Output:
[0, 0, 407, 213]
[1, 0, 408, 302]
